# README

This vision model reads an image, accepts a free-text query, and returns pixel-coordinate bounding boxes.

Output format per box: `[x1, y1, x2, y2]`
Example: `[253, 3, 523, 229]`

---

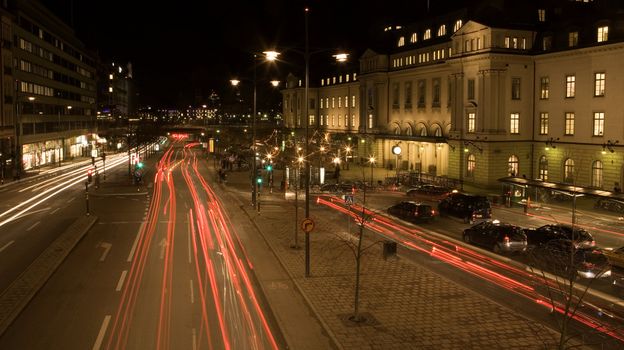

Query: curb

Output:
[0, 215, 98, 336]
[223, 185, 343, 350]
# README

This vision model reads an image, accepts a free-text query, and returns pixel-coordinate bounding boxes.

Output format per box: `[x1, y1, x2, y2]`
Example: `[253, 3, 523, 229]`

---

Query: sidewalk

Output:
[218, 166, 561, 349]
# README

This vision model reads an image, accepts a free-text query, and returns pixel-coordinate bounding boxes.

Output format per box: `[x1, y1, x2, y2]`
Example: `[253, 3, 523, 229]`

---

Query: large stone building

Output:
[282, 0, 624, 193]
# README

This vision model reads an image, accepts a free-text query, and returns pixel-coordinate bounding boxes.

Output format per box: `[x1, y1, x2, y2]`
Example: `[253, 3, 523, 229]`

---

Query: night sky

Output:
[41, 0, 471, 107]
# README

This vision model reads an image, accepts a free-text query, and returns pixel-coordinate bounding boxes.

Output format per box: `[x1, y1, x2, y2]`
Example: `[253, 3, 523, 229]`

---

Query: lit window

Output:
[564, 158, 575, 183]
[467, 112, 476, 133]
[543, 36, 552, 50]
[453, 20, 463, 33]
[540, 112, 549, 135]
[410, 33, 417, 43]
[538, 9, 546, 22]
[510, 113, 520, 134]
[511, 78, 521, 100]
[424, 29, 431, 40]
[331, 115, 335, 126]
[568, 32, 578, 47]
[565, 75, 575, 98]
[320, 99, 324, 109]
[594, 72, 605, 96]
[309, 115, 315, 125]
[109, 86, 113, 92]
[512, 37, 518, 49]
[320, 114, 323, 126]
[597, 26, 608, 42]
[521, 38, 526, 50]
[504, 37, 510, 48]
[351, 115, 355, 127]
[467, 154, 476, 177]
[338, 97, 341, 108]
[368, 114, 374, 129]
[345, 96, 348, 107]
[332, 97, 335, 108]
[398, 36, 405, 47]
[565, 112, 575, 135]
[109, 74, 113, 80]
[437, 25, 446, 37]
[593, 112, 604, 136]
[540, 77, 549, 99]
[352, 95, 356, 107]
[592, 160, 603, 188]
[338, 115, 341, 126]
[508, 155, 519, 176]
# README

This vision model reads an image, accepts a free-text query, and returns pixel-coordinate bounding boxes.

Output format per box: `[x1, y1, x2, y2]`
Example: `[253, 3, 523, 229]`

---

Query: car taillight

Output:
[431, 209, 435, 215]
[503, 235, 511, 246]
[590, 240, 595, 246]
[414, 211, 419, 216]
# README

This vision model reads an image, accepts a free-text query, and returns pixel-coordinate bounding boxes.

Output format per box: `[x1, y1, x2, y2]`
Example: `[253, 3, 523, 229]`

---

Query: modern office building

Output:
[282, 0, 624, 194]
[97, 61, 136, 122]
[7, 0, 97, 174]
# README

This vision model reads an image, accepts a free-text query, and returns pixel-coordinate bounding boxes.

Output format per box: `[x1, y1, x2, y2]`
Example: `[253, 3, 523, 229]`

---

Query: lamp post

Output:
[369, 156, 375, 191]
[392, 145, 402, 182]
[231, 51, 279, 211]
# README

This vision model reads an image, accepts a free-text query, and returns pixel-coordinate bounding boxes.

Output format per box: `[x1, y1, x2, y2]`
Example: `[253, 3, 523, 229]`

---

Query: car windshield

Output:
[417, 205, 432, 213]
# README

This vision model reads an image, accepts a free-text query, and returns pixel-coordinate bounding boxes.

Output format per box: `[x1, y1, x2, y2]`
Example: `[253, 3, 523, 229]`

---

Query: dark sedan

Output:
[530, 240, 611, 279]
[387, 201, 436, 223]
[462, 220, 527, 254]
[524, 224, 595, 249]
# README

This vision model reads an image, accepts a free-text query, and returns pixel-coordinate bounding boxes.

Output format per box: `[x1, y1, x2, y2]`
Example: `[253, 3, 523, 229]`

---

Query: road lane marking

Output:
[26, 221, 40, 231]
[0, 240, 14, 252]
[92, 315, 111, 350]
[116, 270, 128, 291]
[187, 212, 192, 264]
[67, 197, 75, 203]
[190, 279, 194, 304]
[159, 238, 167, 259]
[49, 207, 60, 215]
[98, 242, 112, 261]
[127, 222, 145, 262]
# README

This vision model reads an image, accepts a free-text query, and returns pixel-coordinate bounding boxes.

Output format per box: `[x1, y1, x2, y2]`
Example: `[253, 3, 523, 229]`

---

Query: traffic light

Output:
[257, 177, 263, 184]
[87, 169, 93, 183]
[266, 164, 272, 171]
[136, 162, 144, 169]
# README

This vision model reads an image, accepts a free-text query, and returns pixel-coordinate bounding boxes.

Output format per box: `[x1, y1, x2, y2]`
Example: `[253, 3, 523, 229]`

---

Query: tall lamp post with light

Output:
[231, 50, 280, 211]
[267, 7, 349, 277]
[392, 145, 402, 183]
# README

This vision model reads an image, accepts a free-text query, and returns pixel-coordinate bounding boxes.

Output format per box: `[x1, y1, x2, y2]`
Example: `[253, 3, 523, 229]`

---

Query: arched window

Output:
[539, 156, 548, 181]
[454, 20, 463, 33]
[406, 126, 413, 136]
[433, 125, 442, 137]
[564, 158, 575, 183]
[508, 155, 519, 176]
[592, 160, 603, 188]
[424, 29, 431, 40]
[410, 33, 418, 43]
[467, 154, 476, 177]
[420, 126, 428, 137]
[394, 126, 401, 135]
[398, 36, 405, 47]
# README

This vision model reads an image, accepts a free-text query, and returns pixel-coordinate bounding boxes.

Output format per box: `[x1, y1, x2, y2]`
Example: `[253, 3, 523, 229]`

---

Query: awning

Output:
[497, 176, 624, 200]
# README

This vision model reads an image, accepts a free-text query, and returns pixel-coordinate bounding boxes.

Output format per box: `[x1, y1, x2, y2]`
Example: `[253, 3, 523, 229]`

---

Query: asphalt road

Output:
[0, 142, 285, 349]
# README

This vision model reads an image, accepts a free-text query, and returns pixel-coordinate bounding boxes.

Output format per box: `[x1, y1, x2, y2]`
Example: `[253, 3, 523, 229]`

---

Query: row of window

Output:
[317, 114, 357, 128]
[17, 59, 95, 91]
[392, 79, 443, 109]
[542, 25, 608, 51]
[539, 72, 605, 99]
[320, 73, 357, 86]
[539, 111, 604, 136]
[319, 95, 357, 109]
[397, 20, 463, 47]
[20, 80, 95, 103]
[19, 37, 93, 80]
[466, 153, 604, 188]
[392, 48, 451, 68]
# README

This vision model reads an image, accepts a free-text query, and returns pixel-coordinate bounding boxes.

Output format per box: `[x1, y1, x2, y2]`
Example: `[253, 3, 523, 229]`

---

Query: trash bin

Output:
[383, 240, 397, 260]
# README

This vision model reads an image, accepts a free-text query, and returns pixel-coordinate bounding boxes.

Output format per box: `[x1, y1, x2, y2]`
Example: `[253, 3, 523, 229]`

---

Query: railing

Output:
[385, 171, 462, 189]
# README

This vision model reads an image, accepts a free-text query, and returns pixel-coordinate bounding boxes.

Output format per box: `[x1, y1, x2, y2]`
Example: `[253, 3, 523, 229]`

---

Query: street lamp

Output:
[392, 145, 402, 182]
[333, 156, 341, 183]
[369, 156, 375, 188]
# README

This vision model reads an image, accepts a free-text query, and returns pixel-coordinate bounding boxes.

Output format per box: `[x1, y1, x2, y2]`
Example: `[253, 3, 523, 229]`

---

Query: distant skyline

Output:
[41, 0, 471, 107]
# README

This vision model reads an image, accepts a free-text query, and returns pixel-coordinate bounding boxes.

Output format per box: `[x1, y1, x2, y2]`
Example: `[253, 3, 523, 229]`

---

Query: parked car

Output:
[604, 246, 624, 291]
[524, 224, 595, 249]
[406, 184, 453, 201]
[438, 193, 492, 223]
[319, 182, 355, 193]
[595, 198, 624, 214]
[531, 239, 611, 279]
[462, 220, 527, 253]
[387, 201, 437, 223]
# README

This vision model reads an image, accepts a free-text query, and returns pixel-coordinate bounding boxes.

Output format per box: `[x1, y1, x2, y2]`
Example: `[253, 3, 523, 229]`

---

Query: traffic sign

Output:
[301, 218, 315, 233]
[344, 194, 354, 206]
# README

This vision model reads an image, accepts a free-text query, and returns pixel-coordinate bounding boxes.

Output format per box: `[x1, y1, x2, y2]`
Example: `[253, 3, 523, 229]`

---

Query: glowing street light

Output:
[332, 53, 349, 62]
[263, 50, 280, 61]
[270, 80, 280, 87]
